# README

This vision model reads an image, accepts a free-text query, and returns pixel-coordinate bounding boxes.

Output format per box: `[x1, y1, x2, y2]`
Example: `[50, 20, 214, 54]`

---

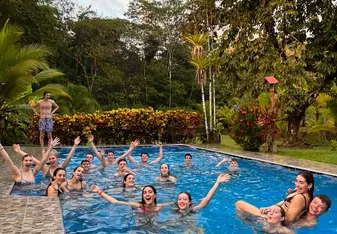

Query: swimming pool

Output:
[11, 146, 337, 233]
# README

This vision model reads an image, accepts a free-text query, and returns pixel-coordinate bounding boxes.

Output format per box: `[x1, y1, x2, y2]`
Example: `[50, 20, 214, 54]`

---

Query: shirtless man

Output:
[291, 195, 331, 228]
[31, 91, 59, 151]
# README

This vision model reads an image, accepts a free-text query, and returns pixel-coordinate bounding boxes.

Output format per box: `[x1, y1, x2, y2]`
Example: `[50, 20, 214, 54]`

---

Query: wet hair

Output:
[45, 168, 66, 196]
[315, 195, 331, 212]
[141, 185, 157, 205]
[141, 153, 149, 157]
[298, 171, 314, 200]
[52, 168, 66, 181]
[85, 154, 94, 159]
[276, 205, 286, 217]
[178, 192, 192, 207]
[123, 173, 134, 188]
[160, 163, 170, 176]
[230, 158, 238, 163]
[22, 154, 33, 161]
[71, 166, 84, 181]
[184, 153, 192, 159]
[80, 160, 90, 165]
[107, 151, 115, 156]
[43, 91, 50, 98]
[49, 150, 59, 158]
[117, 159, 127, 165]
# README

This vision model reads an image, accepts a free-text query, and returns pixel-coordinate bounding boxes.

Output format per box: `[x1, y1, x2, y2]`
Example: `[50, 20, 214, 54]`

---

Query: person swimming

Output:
[156, 163, 177, 183]
[174, 174, 230, 213]
[91, 184, 172, 213]
[0, 138, 60, 184]
[127, 142, 163, 165]
[236, 171, 314, 224]
[13, 136, 80, 178]
[45, 168, 66, 198]
[60, 166, 86, 192]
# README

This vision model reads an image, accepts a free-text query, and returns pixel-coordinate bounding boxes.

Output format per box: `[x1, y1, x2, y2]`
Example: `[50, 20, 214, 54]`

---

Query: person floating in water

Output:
[13, 136, 80, 179]
[102, 140, 140, 166]
[91, 184, 172, 213]
[291, 195, 331, 228]
[180, 153, 193, 168]
[156, 163, 176, 183]
[235, 171, 314, 225]
[30, 91, 59, 152]
[0, 138, 60, 184]
[127, 142, 163, 165]
[216, 157, 239, 170]
[174, 174, 230, 213]
[236, 204, 294, 234]
[45, 168, 66, 198]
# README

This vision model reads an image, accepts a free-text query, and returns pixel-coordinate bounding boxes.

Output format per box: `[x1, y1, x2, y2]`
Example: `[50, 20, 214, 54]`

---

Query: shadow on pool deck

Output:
[1, 144, 337, 234]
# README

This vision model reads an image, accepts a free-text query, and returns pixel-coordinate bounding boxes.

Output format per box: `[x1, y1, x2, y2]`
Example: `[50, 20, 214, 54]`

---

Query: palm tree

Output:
[0, 20, 69, 139]
[184, 34, 210, 141]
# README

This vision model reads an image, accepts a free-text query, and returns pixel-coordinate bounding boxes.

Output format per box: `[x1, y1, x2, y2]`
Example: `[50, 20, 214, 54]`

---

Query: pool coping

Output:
[1, 144, 337, 234]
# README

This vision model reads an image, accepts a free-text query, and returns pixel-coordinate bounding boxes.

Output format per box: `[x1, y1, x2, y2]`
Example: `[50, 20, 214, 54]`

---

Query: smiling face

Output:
[73, 167, 84, 180]
[266, 205, 285, 225]
[54, 169, 66, 185]
[177, 192, 192, 210]
[124, 174, 135, 187]
[160, 164, 169, 177]
[85, 154, 93, 163]
[308, 197, 328, 217]
[22, 155, 33, 168]
[48, 154, 58, 166]
[44, 92, 51, 100]
[107, 152, 114, 162]
[141, 153, 149, 163]
[81, 161, 90, 171]
[184, 155, 192, 164]
[295, 175, 312, 194]
[142, 186, 156, 205]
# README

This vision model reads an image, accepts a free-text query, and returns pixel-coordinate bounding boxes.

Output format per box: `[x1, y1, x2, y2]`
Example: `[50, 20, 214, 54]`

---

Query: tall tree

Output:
[214, 0, 337, 140]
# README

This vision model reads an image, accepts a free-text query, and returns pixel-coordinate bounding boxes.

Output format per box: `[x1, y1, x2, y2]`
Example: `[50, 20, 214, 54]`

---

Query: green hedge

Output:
[28, 108, 201, 145]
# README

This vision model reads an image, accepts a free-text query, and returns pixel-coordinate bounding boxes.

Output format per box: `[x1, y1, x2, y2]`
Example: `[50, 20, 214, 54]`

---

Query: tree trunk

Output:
[201, 83, 209, 141]
[143, 59, 148, 104]
[213, 73, 216, 132]
[168, 51, 172, 109]
[286, 103, 311, 142]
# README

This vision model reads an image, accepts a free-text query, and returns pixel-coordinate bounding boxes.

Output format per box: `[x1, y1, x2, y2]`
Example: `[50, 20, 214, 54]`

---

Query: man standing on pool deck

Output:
[31, 91, 59, 152]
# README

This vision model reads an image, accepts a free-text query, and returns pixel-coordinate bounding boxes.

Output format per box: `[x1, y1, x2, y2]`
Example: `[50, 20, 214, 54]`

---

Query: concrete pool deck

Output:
[0, 144, 337, 233]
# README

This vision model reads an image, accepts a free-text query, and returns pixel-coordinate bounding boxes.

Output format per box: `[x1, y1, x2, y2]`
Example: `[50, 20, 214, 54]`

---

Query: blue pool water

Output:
[11, 146, 337, 234]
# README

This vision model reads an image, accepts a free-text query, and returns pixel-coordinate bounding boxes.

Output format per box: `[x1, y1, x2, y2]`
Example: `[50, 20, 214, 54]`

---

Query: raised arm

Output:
[33, 138, 60, 175]
[12, 144, 40, 165]
[216, 158, 230, 168]
[149, 142, 163, 164]
[115, 140, 140, 162]
[0, 143, 21, 178]
[60, 136, 80, 168]
[51, 100, 59, 114]
[91, 185, 141, 208]
[88, 135, 106, 168]
[194, 174, 231, 210]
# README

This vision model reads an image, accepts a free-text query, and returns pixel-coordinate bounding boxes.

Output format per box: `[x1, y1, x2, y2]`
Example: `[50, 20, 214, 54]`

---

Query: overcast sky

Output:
[76, 0, 130, 18]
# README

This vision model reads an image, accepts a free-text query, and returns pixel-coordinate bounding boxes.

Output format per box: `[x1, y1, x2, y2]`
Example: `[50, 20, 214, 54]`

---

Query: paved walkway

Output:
[1, 144, 336, 234]
[0, 146, 64, 234]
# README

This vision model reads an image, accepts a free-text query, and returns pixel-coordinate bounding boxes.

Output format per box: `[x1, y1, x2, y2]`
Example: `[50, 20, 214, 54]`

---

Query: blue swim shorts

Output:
[39, 118, 53, 133]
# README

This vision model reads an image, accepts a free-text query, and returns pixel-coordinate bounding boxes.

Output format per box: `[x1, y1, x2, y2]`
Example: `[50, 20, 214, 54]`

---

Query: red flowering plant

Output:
[230, 106, 264, 151]
[257, 108, 279, 152]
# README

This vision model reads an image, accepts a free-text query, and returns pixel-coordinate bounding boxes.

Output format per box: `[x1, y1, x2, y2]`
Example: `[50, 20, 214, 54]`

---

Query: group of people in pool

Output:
[0, 137, 332, 233]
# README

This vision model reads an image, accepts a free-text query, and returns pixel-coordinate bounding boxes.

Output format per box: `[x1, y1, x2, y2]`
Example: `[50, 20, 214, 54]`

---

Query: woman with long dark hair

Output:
[236, 171, 314, 223]
[60, 166, 86, 192]
[45, 168, 66, 198]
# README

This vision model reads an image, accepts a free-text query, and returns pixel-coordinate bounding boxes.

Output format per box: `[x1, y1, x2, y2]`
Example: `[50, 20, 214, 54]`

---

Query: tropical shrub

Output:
[230, 106, 264, 151]
[27, 108, 201, 145]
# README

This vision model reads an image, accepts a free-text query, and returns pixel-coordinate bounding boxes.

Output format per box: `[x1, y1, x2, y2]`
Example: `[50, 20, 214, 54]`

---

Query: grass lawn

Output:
[202, 135, 337, 166]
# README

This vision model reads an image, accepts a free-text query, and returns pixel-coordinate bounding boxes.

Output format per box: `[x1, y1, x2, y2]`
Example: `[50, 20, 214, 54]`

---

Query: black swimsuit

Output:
[283, 192, 308, 218]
